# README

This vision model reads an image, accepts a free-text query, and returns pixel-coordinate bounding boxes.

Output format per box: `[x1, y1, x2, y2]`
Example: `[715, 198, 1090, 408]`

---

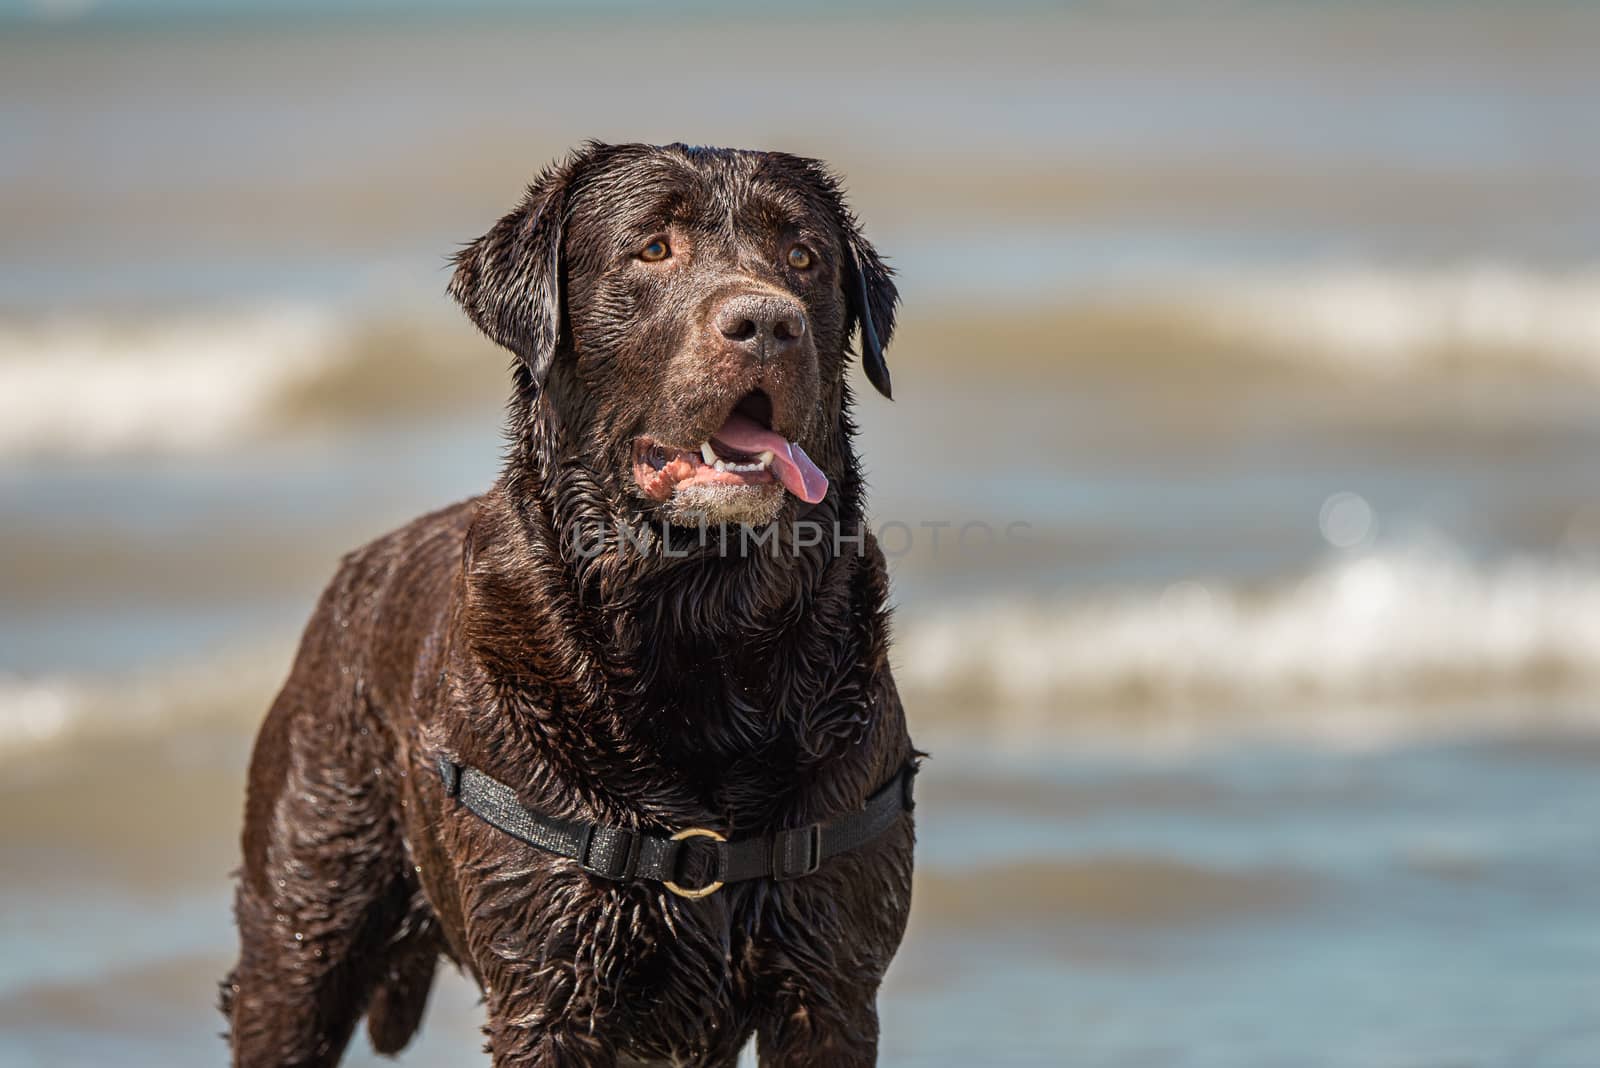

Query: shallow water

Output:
[4, 732, 1600, 1066]
[4, 3, 1600, 1065]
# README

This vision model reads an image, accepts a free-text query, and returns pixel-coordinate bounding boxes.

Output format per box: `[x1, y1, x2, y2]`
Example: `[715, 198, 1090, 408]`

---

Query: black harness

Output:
[437, 757, 916, 900]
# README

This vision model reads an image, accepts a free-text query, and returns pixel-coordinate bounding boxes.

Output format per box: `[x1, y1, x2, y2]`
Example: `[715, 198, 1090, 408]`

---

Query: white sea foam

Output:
[0, 647, 289, 759]
[897, 544, 1600, 747]
[4, 547, 1599, 760]
[1167, 262, 1600, 378]
[0, 306, 345, 458]
[3, 263, 1600, 458]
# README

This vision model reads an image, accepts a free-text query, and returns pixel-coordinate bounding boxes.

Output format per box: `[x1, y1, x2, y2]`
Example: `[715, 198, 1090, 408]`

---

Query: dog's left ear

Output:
[449, 148, 592, 390]
[844, 225, 899, 400]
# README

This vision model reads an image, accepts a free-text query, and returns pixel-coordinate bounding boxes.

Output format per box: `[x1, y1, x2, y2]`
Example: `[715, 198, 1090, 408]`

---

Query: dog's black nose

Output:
[714, 292, 806, 360]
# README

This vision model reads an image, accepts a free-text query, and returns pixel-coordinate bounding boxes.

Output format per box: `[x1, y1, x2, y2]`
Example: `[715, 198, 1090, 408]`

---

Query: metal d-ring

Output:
[664, 826, 727, 900]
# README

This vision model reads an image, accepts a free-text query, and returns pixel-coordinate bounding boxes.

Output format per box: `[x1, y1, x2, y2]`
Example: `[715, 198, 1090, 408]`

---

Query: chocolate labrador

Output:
[222, 142, 917, 1067]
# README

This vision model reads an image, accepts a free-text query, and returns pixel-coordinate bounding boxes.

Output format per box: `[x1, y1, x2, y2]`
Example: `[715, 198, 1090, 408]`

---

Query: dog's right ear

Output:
[449, 151, 589, 390]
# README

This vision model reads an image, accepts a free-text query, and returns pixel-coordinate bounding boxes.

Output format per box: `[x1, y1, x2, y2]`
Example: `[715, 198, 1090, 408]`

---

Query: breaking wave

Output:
[897, 544, 1600, 747]
[5, 545, 1600, 760]
[1164, 262, 1600, 378]
[0, 304, 495, 460]
[0, 306, 344, 458]
[0, 644, 292, 759]
[5, 261, 1600, 459]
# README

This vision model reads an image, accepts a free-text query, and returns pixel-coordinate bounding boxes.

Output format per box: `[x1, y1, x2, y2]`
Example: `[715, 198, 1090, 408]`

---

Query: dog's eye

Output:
[787, 245, 814, 270]
[639, 239, 671, 263]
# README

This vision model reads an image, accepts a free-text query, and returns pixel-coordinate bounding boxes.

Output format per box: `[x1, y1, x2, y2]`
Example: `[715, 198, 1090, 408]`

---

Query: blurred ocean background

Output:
[4, 1, 1600, 1065]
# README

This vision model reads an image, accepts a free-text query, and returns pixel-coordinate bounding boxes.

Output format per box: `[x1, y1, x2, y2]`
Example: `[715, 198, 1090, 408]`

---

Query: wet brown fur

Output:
[222, 143, 916, 1067]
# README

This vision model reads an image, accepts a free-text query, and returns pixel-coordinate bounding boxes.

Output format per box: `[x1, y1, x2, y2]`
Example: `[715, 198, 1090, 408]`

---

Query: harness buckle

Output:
[900, 763, 917, 812]
[772, 822, 823, 881]
[437, 757, 461, 798]
[578, 826, 640, 881]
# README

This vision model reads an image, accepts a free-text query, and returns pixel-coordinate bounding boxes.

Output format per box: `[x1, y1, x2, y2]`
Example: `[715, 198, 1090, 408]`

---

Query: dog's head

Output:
[450, 142, 897, 528]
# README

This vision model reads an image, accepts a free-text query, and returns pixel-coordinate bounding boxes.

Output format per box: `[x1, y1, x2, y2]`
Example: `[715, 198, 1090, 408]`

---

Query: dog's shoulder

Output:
[273, 497, 481, 718]
[326, 497, 481, 604]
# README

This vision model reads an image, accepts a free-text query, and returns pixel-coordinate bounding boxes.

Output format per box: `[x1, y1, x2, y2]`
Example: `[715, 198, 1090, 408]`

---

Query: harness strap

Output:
[436, 757, 916, 899]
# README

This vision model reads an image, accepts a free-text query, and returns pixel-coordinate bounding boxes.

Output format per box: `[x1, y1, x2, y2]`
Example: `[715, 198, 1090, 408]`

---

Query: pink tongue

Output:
[710, 413, 829, 504]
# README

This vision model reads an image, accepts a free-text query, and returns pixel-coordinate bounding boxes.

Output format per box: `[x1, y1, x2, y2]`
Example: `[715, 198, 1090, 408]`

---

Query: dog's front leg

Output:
[485, 1029, 618, 1068]
[460, 921, 622, 1068]
[754, 978, 882, 1068]
[480, 977, 619, 1068]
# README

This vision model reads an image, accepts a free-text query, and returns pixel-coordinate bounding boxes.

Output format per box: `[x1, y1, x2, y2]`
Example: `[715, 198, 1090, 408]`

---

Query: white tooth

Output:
[757, 450, 774, 465]
[714, 460, 727, 472]
[701, 443, 717, 465]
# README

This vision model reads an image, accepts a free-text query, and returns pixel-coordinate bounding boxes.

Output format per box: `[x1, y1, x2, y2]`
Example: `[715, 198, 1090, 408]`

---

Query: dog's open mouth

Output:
[633, 391, 829, 505]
